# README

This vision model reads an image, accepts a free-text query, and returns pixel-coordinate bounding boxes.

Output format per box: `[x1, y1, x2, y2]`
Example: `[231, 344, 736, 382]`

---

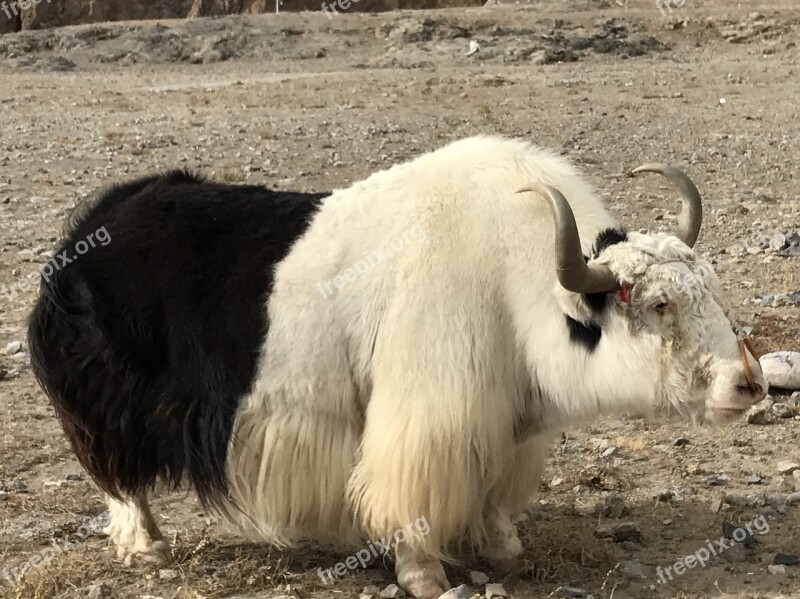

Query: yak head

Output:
[519, 166, 767, 424]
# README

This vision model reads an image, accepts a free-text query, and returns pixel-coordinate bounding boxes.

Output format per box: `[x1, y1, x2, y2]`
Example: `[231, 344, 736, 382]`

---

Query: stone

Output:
[774, 553, 799, 566]
[440, 585, 471, 599]
[469, 571, 489, 585]
[595, 522, 641, 543]
[86, 584, 111, 599]
[786, 492, 800, 505]
[158, 569, 178, 581]
[722, 522, 756, 548]
[66, 473, 82, 481]
[380, 584, 405, 599]
[601, 493, 628, 518]
[747, 398, 775, 424]
[674, 437, 690, 447]
[5, 341, 23, 355]
[777, 461, 800, 475]
[768, 564, 787, 575]
[772, 403, 796, 418]
[769, 232, 788, 251]
[760, 352, 800, 390]
[485, 583, 507, 598]
[707, 474, 730, 486]
[363, 586, 381, 597]
[746, 475, 763, 485]
[602, 446, 619, 458]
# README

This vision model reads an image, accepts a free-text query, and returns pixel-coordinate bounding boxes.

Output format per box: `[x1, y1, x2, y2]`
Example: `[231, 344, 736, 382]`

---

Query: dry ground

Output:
[0, 1, 799, 598]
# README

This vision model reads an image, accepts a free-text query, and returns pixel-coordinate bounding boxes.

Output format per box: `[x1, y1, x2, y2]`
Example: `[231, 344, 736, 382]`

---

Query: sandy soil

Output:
[0, 2, 799, 598]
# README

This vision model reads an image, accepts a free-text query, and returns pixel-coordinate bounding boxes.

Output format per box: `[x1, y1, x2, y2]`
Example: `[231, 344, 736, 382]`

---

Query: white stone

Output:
[768, 564, 786, 575]
[469, 570, 490, 585]
[380, 584, 405, 599]
[760, 352, 800, 390]
[441, 585, 472, 599]
[486, 583, 507, 598]
[777, 461, 800, 475]
[602, 446, 619, 458]
[5, 341, 23, 355]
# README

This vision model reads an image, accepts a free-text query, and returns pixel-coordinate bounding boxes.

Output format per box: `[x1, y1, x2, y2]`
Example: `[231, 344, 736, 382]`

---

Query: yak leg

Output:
[477, 433, 554, 567]
[105, 492, 171, 566]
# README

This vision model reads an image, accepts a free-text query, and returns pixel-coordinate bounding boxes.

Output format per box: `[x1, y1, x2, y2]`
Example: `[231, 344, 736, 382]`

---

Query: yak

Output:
[28, 136, 766, 597]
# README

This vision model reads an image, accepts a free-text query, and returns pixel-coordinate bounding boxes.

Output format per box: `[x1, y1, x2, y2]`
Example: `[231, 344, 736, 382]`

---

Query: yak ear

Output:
[592, 228, 628, 258]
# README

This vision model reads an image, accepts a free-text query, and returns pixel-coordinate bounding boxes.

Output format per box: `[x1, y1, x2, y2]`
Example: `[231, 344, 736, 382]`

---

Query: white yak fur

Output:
[224, 135, 757, 557]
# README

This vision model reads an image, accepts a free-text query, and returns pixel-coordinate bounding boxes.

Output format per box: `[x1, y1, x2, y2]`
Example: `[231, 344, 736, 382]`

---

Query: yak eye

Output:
[654, 301, 670, 313]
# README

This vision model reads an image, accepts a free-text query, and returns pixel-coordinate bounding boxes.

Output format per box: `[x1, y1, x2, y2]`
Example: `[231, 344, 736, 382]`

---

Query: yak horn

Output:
[631, 164, 703, 248]
[516, 183, 619, 294]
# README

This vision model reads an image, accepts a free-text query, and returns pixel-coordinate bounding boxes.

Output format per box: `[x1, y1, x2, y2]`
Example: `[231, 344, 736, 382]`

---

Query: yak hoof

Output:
[111, 537, 172, 567]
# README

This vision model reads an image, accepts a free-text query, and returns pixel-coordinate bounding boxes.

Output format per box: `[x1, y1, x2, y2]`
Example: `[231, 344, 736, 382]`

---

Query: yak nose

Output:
[735, 379, 767, 405]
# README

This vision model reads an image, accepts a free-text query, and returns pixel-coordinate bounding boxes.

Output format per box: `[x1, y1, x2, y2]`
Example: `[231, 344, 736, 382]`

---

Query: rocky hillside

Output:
[0, 0, 482, 34]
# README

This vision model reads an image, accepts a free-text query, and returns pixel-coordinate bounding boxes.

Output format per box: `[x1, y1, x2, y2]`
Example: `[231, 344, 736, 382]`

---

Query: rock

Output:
[707, 474, 730, 486]
[85, 584, 110, 599]
[556, 587, 589, 598]
[440, 585, 471, 599]
[768, 564, 787, 575]
[466, 40, 480, 56]
[760, 352, 800, 390]
[674, 437, 690, 447]
[771, 403, 796, 418]
[601, 493, 628, 518]
[66, 473, 82, 481]
[5, 341, 23, 355]
[574, 497, 601, 516]
[469, 571, 489, 585]
[620, 560, 646, 578]
[769, 232, 788, 251]
[602, 446, 619, 458]
[746, 475, 763, 485]
[747, 398, 775, 424]
[363, 586, 381, 597]
[778, 461, 800, 475]
[595, 522, 641, 543]
[158, 569, 178, 581]
[774, 553, 799, 566]
[786, 492, 800, 505]
[485, 583, 507, 598]
[380, 584, 405, 599]
[722, 522, 757, 549]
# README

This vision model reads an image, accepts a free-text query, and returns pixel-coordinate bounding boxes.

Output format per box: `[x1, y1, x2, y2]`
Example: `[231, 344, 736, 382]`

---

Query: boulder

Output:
[760, 352, 800, 390]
